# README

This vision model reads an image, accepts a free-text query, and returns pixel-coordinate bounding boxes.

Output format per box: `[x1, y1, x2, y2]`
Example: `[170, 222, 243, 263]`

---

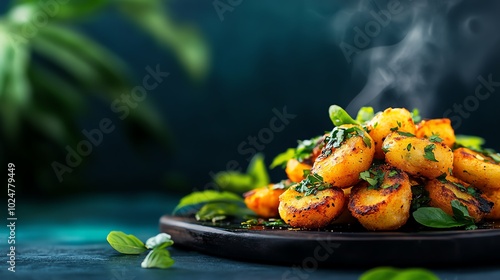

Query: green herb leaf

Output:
[294, 173, 332, 196]
[145, 233, 174, 250]
[429, 133, 443, 143]
[328, 105, 359, 127]
[106, 231, 147, 254]
[451, 200, 477, 229]
[356, 107, 375, 123]
[424, 144, 438, 162]
[172, 190, 243, 215]
[412, 207, 464, 228]
[406, 143, 412, 151]
[360, 267, 439, 280]
[410, 185, 430, 211]
[141, 247, 175, 269]
[270, 148, 295, 169]
[455, 135, 485, 150]
[411, 108, 422, 123]
[397, 131, 416, 137]
[246, 153, 271, 190]
[195, 202, 255, 222]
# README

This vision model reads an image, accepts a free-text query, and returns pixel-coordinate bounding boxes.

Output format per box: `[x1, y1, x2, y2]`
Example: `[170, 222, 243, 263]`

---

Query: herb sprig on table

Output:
[107, 232, 175, 269]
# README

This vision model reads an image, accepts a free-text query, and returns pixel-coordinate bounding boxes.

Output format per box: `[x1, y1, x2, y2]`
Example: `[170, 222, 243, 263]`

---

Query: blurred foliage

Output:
[0, 0, 210, 194]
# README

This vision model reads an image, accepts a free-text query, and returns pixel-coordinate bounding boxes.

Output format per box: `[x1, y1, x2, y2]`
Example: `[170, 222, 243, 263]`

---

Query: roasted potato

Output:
[278, 186, 346, 229]
[366, 108, 417, 159]
[482, 188, 500, 220]
[348, 164, 412, 231]
[425, 176, 492, 222]
[453, 147, 500, 190]
[244, 184, 286, 218]
[383, 132, 453, 179]
[416, 118, 456, 148]
[312, 124, 375, 188]
[285, 159, 312, 183]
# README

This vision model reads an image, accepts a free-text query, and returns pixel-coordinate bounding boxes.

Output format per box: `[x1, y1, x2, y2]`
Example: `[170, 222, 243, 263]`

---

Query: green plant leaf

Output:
[412, 207, 464, 228]
[145, 233, 174, 250]
[246, 153, 270, 189]
[195, 202, 255, 222]
[329, 105, 359, 127]
[172, 190, 243, 215]
[270, 148, 295, 169]
[141, 247, 175, 269]
[356, 106, 375, 123]
[360, 267, 439, 280]
[117, 0, 210, 81]
[455, 135, 485, 150]
[106, 231, 147, 254]
[14, 0, 109, 20]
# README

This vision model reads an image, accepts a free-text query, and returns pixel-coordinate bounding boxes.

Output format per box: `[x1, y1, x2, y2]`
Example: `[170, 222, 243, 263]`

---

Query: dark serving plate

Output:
[159, 215, 500, 267]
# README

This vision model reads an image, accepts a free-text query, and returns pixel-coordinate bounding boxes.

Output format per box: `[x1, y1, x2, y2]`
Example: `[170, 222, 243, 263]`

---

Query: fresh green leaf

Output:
[145, 233, 174, 250]
[455, 135, 485, 150]
[424, 144, 438, 162]
[410, 185, 430, 211]
[356, 106, 375, 123]
[141, 247, 175, 269]
[411, 108, 422, 123]
[412, 207, 464, 228]
[246, 153, 270, 190]
[172, 190, 243, 215]
[107, 231, 147, 254]
[195, 202, 255, 222]
[397, 131, 416, 137]
[360, 267, 439, 280]
[406, 143, 412, 151]
[429, 133, 443, 143]
[451, 200, 476, 229]
[328, 105, 359, 127]
[270, 148, 295, 169]
[214, 154, 270, 193]
[294, 173, 332, 196]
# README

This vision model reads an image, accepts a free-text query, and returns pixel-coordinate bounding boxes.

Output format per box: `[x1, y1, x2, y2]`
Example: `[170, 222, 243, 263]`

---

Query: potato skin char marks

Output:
[313, 124, 375, 188]
[278, 187, 346, 229]
[349, 164, 412, 231]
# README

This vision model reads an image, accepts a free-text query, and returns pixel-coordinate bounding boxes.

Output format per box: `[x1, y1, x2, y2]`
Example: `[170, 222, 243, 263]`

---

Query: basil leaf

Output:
[411, 108, 422, 123]
[141, 247, 175, 269]
[246, 153, 270, 190]
[214, 153, 270, 193]
[328, 105, 359, 127]
[451, 200, 477, 229]
[356, 106, 375, 123]
[172, 190, 243, 215]
[145, 233, 174, 250]
[360, 267, 439, 280]
[107, 231, 147, 254]
[412, 207, 464, 228]
[359, 267, 400, 280]
[455, 135, 485, 150]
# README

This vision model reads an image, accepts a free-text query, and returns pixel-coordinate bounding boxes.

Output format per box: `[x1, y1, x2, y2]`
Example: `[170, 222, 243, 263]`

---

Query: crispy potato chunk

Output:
[312, 125, 375, 188]
[244, 184, 285, 218]
[285, 159, 312, 183]
[366, 108, 417, 159]
[348, 165, 412, 231]
[425, 176, 492, 222]
[278, 187, 346, 229]
[453, 148, 500, 190]
[416, 118, 456, 148]
[482, 188, 500, 220]
[383, 133, 453, 179]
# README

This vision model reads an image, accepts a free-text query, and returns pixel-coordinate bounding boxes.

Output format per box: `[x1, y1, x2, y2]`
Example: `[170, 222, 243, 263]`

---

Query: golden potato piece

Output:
[348, 164, 412, 231]
[366, 108, 417, 159]
[278, 186, 346, 229]
[416, 118, 456, 148]
[244, 184, 286, 218]
[312, 124, 375, 188]
[383, 133, 453, 179]
[285, 159, 312, 183]
[482, 188, 500, 220]
[453, 147, 500, 190]
[425, 176, 492, 222]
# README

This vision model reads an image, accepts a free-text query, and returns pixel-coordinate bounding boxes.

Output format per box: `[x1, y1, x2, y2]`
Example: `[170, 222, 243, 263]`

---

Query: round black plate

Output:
[159, 215, 500, 267]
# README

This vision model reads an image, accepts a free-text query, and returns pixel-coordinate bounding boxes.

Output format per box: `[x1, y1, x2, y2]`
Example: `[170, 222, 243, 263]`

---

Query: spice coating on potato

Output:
[366, 108, 417, 159]
[285, 159, 312, 183]
[312, 125, 375, 188]
[348, 165, 412, 231]
[453, 148, 500, 190]
[383, 133, 453, 179]
[244, 185, 285, 218]
[425, 176, 492, 222]
[416, 118, 456, 148]
[278, 187, 346, 229]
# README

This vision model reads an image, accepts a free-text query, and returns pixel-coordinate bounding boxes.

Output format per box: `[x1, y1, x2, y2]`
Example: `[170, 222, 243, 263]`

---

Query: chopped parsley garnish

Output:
[294, 173, 332, 196]
[321, 126, 371, 159]
[359, 167, 400, 190]
[410, 185, 430, 211]
[424, 144, 438, 162]
[411, 108, 421, 123]
[397, 131, 416, 137]
[406, 143, 412, 151]
[436, 173, 479, 197]
[388, 170, 399, 177]
[270, 135, 323, 168]
[429, 133, 443, 143]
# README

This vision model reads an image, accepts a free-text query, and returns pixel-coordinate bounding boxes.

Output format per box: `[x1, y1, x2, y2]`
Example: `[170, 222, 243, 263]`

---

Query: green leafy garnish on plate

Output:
[106, 231, 147, 254]
[172, 190, 243, 216]
[412, 199, 477, 230]
[359, 267, 439, 280]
